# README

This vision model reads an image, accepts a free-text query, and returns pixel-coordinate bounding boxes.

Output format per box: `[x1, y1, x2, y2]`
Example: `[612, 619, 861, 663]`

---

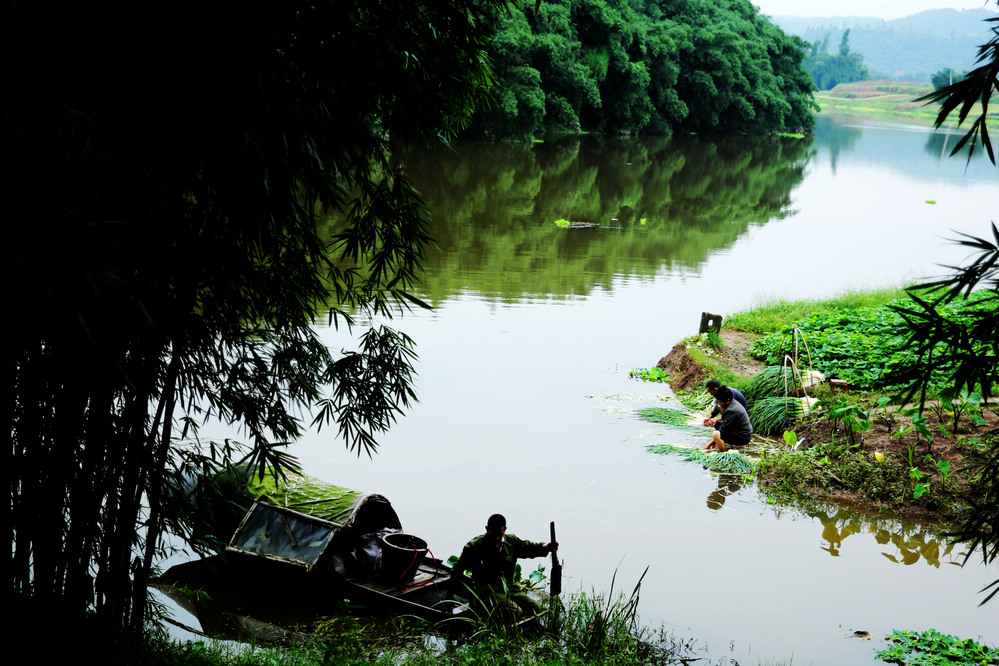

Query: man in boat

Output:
[445, 513, 557, 621]
[702, 379, 749, 427]
[702, 386, 753, 452]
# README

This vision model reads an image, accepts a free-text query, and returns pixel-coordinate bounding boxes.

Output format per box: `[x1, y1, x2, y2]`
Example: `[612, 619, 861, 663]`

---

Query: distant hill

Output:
[770, 8, 997, 82]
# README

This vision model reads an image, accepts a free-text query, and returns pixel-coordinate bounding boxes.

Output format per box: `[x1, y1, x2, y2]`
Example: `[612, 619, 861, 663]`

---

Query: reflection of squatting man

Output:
[445, 513, 557, 620]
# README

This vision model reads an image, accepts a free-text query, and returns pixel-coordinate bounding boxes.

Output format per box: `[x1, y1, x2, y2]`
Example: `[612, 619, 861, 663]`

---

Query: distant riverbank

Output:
[813, 80, 950, 127]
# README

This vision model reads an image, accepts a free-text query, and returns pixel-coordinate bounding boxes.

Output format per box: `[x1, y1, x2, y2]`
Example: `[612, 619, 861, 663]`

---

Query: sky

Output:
[753, 0, 997, 20]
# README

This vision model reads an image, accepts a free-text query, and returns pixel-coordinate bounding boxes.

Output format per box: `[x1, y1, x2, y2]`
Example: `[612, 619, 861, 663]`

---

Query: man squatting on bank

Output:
[702, 379, 749, 427]
[702, 385, 753, 452]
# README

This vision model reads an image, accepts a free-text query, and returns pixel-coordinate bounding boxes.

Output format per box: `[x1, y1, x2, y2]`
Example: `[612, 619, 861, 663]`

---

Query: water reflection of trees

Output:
[922, 130, 986, 163]
[802, 505, 964, 567]
[811, 115, 861, 172]
[373, 134, 813, 302]
[707, 474, 744, 511]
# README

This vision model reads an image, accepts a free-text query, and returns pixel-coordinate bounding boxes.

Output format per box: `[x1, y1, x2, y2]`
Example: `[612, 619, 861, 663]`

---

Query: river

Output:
[164, 115, 998, 664]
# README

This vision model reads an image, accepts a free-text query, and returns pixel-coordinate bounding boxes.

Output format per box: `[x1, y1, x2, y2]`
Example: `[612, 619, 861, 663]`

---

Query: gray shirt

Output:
[719, 399, 753, 442]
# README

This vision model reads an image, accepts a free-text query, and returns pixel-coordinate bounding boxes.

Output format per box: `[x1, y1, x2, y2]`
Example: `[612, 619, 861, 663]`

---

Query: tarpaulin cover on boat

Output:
[240, 467, 402, 528]
[225, 467, 403, 573]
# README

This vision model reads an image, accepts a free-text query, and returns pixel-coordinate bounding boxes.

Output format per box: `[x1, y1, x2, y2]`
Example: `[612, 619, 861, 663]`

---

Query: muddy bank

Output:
[656, 329, 763, 392]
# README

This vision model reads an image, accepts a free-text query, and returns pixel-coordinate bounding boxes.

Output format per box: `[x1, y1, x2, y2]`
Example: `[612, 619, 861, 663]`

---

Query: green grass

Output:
[685, 343, 749, 392]
[812, 81, 946, 127]
[724, 288, 908, 335]
[98, 579, 719, 666]
[755, 443, 917, 510]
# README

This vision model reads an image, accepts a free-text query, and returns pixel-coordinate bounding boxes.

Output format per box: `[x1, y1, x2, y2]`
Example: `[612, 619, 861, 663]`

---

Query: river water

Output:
[166, 115, 998, 664]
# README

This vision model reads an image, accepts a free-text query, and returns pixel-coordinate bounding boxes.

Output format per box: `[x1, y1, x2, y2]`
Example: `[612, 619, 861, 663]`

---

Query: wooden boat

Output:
[156, 466, 467, 633]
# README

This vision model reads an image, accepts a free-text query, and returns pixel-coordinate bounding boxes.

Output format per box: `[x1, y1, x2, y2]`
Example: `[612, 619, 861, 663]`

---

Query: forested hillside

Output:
[465, 0, 817, 139]
[772, 8, 996, 82]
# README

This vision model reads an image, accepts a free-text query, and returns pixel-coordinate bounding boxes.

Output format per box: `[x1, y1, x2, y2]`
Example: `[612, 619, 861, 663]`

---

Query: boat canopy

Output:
[240, 467, 402, 529]
[226, 467, 402, 573]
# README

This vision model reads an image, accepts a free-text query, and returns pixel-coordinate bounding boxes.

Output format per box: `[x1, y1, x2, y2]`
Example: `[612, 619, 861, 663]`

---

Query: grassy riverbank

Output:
[82, 604, 999, 666]
[56, 584, 722, 666]
[813, 81, 944, 127]
[814, 80, 999, 129]
[659, 288, 999, 524]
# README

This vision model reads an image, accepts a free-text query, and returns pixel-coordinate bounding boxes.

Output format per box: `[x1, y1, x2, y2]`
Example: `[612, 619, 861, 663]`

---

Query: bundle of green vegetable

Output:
[637, 407, 700, 429]
[648, 444, 755, 474]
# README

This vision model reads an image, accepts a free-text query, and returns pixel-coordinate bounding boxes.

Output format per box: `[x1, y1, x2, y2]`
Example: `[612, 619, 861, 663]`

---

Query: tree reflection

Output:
[362, 133, 814, 302]
[923, 130, 985, 163]
[804, 505, 963, 567]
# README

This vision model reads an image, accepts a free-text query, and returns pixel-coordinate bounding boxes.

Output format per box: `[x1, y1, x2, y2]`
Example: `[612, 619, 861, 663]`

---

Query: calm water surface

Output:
[173, 116, 998, 664]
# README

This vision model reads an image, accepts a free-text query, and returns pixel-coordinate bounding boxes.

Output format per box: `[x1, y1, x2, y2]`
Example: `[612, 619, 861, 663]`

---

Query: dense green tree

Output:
[785, 10, 994, 83]
[468, 0, 816, 138]
[5, 0, 503, 642]
[805, 28, 870, 90]
[930, 67, 963, 92]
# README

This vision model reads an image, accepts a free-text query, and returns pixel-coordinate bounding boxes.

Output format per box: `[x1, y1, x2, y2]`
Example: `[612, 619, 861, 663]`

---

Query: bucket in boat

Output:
[381, 532, 428, 584]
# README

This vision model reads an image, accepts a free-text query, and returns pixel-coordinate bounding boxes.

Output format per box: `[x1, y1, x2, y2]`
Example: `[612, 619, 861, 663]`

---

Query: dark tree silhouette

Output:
[5, 0, 504, 640]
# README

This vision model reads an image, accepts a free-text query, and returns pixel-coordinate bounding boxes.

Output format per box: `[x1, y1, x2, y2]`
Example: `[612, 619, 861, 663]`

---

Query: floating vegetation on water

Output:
[648, 443, 755, 474]
[592, 393, 670, 410]
[554, 218, 599, 229]
[629, 367, 669, 383]
[637, 407, 700, 429]
[677, 389, 714, 412]
[875, 629, 999, 666]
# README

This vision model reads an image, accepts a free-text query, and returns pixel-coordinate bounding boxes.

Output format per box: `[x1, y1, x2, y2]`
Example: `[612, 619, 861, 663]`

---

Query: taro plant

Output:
[516, 561, 548, 590]
[750, 293, 999, 391]
[910, 467, 931, 500]
[897, 409, 934, 453]
[826, 400, 873, 449]
[910, 411, 933, 453]
[939, 387, 985, 431]
[936, 458, 952, 489]
[927, 397, 954, 438]
[872, 396, 896, 432]
[956, 435, 983, 452]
